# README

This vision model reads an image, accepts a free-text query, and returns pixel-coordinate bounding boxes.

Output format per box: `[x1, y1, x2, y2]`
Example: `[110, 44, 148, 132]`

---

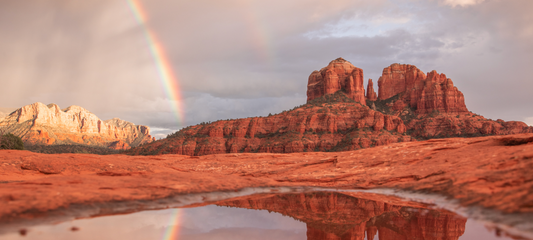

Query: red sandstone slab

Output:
[1, 134, 532, 223]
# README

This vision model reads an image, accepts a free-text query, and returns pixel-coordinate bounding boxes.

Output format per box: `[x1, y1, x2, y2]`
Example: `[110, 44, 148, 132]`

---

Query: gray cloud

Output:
[0, 0, 531, 136]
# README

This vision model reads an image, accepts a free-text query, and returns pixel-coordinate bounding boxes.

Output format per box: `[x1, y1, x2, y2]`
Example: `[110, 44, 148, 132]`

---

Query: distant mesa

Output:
[126, 57, 532, 156]
[0, 102, 153, 150]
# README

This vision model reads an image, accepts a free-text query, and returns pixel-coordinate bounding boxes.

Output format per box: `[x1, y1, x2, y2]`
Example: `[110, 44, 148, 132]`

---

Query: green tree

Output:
[0, 133, 25, 150]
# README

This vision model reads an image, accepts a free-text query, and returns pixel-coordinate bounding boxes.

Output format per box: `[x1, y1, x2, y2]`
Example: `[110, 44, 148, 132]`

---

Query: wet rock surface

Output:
[1, 133, 533, 227]
[4, 190, 517, 240]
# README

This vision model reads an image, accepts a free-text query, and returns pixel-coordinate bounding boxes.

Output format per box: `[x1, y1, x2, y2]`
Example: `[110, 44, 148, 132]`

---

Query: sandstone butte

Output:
[0, 102, 154, 150]
[1, 133, 532, 238]
[126, 58, 532, 156]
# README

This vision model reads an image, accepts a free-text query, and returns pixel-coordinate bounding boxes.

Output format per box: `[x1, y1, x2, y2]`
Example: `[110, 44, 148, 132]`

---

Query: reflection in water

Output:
[219, 192, 467, 240]
[0, 192, 522, 240]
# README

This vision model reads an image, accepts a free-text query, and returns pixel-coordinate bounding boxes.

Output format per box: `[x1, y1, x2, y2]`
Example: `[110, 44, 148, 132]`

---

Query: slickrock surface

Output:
[0, 102, 153, 150]
[1, 133, 533, 224]
[220, 192, 466, 240]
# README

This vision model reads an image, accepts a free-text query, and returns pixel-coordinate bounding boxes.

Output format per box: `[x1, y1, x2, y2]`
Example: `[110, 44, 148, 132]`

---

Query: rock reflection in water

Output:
[1, 191, 521, 240]
[219, 191, 467, 240]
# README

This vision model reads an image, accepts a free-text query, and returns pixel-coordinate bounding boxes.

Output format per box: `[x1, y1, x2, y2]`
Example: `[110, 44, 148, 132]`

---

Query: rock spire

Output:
[366, 79, 377, 101]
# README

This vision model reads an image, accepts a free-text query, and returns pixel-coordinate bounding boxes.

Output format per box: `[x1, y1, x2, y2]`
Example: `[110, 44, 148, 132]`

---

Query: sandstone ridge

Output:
[0, 102, 153, 150]
[128, 58, 532, 156]
[127, 92, 413, 156]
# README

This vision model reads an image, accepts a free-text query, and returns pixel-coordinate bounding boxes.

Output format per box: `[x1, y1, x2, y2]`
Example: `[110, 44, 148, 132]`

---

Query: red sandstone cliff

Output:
[126, 92, 411, 156]
[0, 102, 153, 150]
[127, 59, 532, 156]
[307, 58, 366, 104]
[219, 192, 466, 240]
[377, 63, 468, 114]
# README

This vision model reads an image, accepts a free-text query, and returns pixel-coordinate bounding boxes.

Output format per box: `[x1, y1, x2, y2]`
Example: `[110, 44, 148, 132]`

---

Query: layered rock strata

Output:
[0, 102, 153, 149]
[127, 58, 532, 156]
[377, 63, 468, 114]
[126, 92, 412, 156]
[307, 58, 366, 104]
[128, 96, 531, 156]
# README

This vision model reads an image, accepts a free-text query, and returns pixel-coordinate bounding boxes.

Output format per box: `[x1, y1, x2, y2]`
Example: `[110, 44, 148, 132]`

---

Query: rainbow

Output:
[242, 1, 274, 63]
[161, 208, 183, 240]
[126, 0, 184, 126]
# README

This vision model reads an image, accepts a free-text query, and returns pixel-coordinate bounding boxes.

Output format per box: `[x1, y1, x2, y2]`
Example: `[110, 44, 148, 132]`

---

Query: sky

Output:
[0, 0, 532, 138]
[2, 205, 307, 240]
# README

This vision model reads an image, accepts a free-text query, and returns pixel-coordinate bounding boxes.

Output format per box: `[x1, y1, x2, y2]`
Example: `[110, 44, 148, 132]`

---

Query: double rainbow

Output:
[126, 0, 184, 126]
[126, 1, 184, 238]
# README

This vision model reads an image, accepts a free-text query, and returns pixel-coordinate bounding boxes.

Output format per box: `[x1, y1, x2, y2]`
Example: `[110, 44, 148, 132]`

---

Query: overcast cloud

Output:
[0, 0, 531, 138]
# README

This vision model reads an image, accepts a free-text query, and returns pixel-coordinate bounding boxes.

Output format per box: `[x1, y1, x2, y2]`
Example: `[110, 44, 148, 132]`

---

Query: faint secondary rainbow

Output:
[242, 1, 274, 64]
[161, 208, 183, 240]
[126, 0, 184, 125]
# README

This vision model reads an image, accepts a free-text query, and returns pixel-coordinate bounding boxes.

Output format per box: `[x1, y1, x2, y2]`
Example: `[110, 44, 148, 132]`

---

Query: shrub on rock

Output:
[0, 133, 25, 150]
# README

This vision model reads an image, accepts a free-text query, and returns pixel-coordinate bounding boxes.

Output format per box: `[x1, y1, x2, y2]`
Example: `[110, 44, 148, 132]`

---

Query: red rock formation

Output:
[378, 63, 426, 100]
[108, 140, 130, 150]
[127, 96, 531, 156]
[376, 64, 468, 114]
[0, 102, 152, 149]
[406, 70, 467, 114]
[366, 79, 377, 101]
[406, 114, 533, 139]
[307, 58, 366, 104]
[126, 93, 412, 156]
[128, 59, 532, 156]
[392, 99, 407, 111]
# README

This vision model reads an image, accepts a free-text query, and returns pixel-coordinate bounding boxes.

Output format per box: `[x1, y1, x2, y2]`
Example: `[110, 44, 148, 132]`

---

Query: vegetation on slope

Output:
[24, 144, 121, 155]
[0, 133, 25, 150]
[125, 91, 412, 156]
